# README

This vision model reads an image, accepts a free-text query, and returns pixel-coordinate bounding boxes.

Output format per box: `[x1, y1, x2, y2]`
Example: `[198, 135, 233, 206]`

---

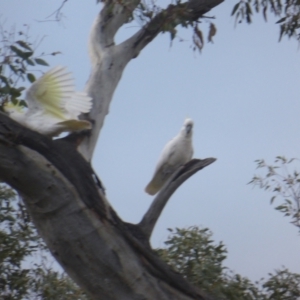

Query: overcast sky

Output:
[3, 0, 300, 282]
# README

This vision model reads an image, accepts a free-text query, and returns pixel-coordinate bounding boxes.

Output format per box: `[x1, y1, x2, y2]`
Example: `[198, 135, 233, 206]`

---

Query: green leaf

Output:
[10, 45, 33, 59]
[16, 40, 32, 51]
[276, 17, 287, 24]
[246, 2, 252, 15]
[34, 58, 49, 66]
[208, 23, 217, 43]
[279, 24, 285, 42]
[22, 51, 33, 59]
[245, 2, 252, 23]
[26, 59, 35, 66]
[19, 100, 28, 107]
[231, 2, 240, 16]
[170, 28, 177, 41]
[9, 64, 18, 74]
[263, 6, 267, 22]
[285, 199, 292, 205]
[17, 87, 26, 92]
[27, 73, 36, 83]
[9, 87, 22, 98]
[193, 26, 204, 52]
[0, 75, 9, 85]
[10, 45, 23, 56]
[11, 97, 18, 105]
[270, 196, 276, 204]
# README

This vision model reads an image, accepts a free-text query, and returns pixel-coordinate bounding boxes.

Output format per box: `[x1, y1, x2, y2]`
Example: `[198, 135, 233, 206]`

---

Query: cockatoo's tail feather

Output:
[145, 169, 166, 195]
[145, 184, 158, 196]
[145, 118, 194, 195]
[57, 119, 92, 131]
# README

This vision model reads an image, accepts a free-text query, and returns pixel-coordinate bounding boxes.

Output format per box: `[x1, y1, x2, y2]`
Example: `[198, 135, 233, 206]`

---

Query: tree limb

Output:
[88, 0, 140, 64]
[45, 0, 68, 22]
[139, 158, 217, 239]
[2, 1, 223, 298]
[0, 113, 219, 300]
[79, 0, 224, 160]
[121, 0, 224, 59]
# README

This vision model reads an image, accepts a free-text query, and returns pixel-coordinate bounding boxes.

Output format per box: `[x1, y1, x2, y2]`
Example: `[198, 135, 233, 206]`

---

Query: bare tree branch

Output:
[139, 158, 217, 239]
[0, 113, 219, 300]
[89, 0, 140, 64]
[121, 0, 224, 59]
[1, 0, 223, 298]
[79, 0, 224, 161]
[40, 0, 69, 22]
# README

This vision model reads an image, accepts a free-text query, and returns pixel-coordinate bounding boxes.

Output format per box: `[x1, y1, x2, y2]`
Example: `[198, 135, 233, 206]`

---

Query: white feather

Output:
[65, 92, 93, 118]
[145, 118, 194, 195]
[4, 66, 93, 137]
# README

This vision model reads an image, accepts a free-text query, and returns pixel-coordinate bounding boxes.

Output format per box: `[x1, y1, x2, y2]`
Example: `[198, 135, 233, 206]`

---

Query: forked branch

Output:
[81, 0, 224, 160]
[0, 113, 218, 300]
[121, 0, 224, 59]
[139, 158, 217, 239]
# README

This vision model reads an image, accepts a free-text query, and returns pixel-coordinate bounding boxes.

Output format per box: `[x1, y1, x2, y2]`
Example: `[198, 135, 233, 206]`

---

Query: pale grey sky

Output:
[3, 0, 300, 282]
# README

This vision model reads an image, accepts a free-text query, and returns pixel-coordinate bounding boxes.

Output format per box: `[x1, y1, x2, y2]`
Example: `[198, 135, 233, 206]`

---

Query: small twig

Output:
[46, 0, 68, 22]
[121, 0, 223, 59]
[35, 0, 68, 23]
[139, 158, 217, 239]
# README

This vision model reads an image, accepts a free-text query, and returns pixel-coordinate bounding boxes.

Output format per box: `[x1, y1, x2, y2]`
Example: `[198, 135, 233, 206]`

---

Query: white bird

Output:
[145, 118, 194, 195]
[3, 66, 92, 137]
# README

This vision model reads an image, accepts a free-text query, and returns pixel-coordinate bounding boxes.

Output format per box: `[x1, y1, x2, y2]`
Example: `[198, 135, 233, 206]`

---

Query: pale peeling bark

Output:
[0, 114, 216, 299]
[1, 0, 223, 299]
[79, 0, 224, 160]
[139, 158, 217, 239]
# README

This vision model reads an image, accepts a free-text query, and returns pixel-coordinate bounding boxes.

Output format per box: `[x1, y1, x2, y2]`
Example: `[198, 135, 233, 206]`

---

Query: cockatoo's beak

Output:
[186, 124, 192, 135]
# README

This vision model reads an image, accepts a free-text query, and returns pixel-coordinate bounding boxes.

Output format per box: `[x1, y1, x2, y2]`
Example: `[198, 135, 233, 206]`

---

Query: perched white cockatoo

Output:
[3, 66, 92, 137]
[145, 118, 194, 195]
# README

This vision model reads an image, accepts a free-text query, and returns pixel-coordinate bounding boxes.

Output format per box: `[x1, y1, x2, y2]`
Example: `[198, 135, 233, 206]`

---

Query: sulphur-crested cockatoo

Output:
[145, 118, 194, 195]
[3, 66, 92, 137]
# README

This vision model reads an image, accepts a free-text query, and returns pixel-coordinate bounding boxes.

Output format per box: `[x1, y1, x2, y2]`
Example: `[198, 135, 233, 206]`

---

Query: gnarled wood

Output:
[0, 114, 217, 299]
[79, 0, 224, 160]
[1, 0, 223, 298]
[139, 158, 217, 239]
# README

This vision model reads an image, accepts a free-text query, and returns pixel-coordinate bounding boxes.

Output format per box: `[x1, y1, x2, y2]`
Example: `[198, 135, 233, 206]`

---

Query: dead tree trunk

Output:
[0, 113, 216, 299]
[0, 0, 223, 298]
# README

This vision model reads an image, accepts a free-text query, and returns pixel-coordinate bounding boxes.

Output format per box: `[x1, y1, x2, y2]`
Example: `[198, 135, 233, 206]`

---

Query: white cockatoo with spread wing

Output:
[145, 118, 194, 195]
[3, 66, 92, 137]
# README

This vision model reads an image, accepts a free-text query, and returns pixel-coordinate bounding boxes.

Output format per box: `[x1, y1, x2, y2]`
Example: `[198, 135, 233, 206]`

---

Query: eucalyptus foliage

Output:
[0, 23, 59, 107]
[232, 0, 300, 42]
[250, 156, 300, 230]
[157, 226, 300, 300]
[0, 184, 90, 300]
[0, 22, 89, 300]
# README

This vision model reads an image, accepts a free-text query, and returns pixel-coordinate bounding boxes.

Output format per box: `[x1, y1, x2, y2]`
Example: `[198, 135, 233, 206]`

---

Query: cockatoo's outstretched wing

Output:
[145, 118, 194, 195]
[26, 66, 74, 118]
[65, 91, 93, 119]
[5, 66, 93, 137]
[25, 66, 92, 120]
